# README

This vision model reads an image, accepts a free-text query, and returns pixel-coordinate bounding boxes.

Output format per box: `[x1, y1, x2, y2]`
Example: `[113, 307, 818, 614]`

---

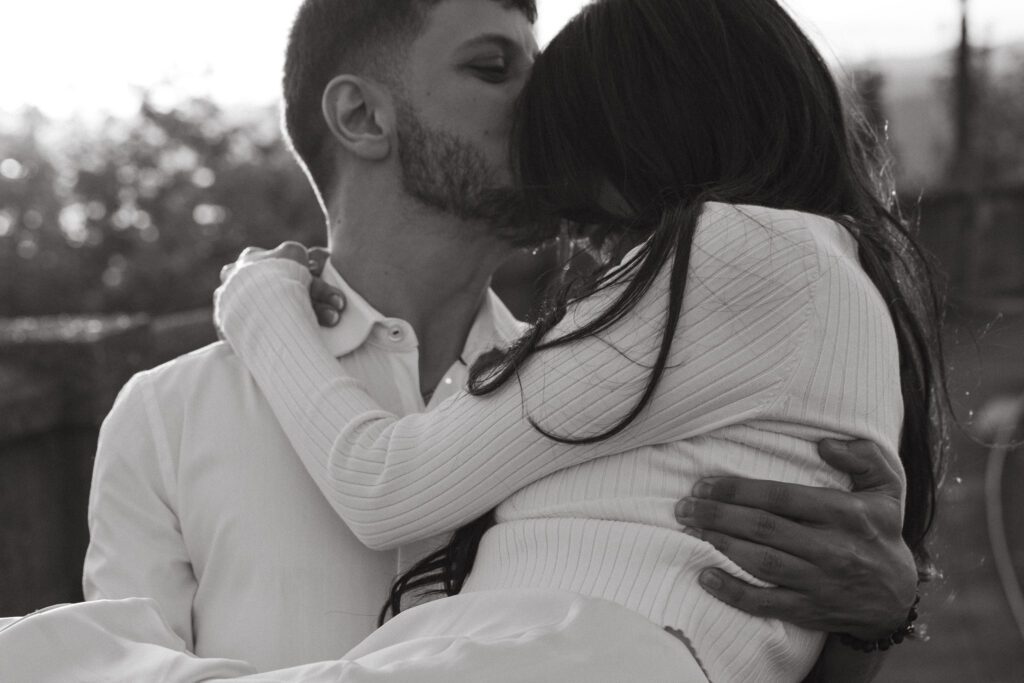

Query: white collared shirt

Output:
[83, 262, 523, 671]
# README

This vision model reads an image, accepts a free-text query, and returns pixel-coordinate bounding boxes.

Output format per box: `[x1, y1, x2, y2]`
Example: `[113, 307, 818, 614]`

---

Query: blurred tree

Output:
[974, 57, 1024, 184]
[0, 97, 324, 317]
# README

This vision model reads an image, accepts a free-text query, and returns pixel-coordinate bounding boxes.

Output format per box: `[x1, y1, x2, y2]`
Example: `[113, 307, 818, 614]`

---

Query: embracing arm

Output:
[681, 439, 919, 682]
[215, 212, 817, 550]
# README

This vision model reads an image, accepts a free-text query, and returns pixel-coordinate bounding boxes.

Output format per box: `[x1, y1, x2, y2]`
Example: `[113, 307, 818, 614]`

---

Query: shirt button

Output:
[388, 326, 405, 342]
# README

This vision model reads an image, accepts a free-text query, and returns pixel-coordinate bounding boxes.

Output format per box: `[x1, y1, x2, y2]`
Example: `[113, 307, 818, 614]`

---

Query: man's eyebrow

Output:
[457, 33, 530, 55]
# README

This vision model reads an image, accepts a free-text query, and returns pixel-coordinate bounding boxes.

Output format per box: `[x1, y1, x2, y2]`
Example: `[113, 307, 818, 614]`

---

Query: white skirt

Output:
[0, 589, 708, 682]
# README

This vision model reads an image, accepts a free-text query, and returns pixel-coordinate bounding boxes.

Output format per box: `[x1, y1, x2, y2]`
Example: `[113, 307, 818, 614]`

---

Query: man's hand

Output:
[675, 439, 917, 640]
[219, 243, 345, 328]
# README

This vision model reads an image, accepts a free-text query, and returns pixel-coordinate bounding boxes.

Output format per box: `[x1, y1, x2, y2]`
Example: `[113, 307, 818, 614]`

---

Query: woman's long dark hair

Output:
[380, 0, 948, 623]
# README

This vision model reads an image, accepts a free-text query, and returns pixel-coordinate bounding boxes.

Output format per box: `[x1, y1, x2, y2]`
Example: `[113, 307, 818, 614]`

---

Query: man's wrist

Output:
[837, 593, 920, 651]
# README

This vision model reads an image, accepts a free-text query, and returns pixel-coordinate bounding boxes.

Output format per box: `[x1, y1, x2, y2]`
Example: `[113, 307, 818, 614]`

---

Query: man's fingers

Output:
[677, 499, 832, 563]
[698, 570, 814, 624]
[818, 439, 902, 498]
[689, 477, 857, 525]
[691, 530, 819, 588]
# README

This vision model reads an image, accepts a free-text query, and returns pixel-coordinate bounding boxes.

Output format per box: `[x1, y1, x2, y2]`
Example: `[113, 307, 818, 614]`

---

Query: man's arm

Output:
[677, 439, 919, 682]
[83, 373, 199, 650]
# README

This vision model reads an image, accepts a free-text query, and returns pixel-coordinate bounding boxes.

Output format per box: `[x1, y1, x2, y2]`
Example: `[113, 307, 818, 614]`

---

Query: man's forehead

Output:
[416, 0, 537, 56]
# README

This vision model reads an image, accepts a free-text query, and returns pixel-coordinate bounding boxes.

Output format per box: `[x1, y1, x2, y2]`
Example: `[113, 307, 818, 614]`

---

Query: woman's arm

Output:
[216, 207, 818, 550]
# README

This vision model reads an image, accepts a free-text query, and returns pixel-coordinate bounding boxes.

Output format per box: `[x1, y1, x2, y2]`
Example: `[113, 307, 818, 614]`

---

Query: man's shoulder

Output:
[122, 341, 252, 414]
[139, 340, 243, 385]
[100, 341, 262, 462]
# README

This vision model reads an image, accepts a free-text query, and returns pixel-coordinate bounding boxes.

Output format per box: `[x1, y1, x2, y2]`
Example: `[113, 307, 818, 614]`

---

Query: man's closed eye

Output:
[469, 61, 510, 83]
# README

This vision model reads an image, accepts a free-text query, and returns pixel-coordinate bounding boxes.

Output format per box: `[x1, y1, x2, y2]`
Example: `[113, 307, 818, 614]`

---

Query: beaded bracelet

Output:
[837, 594, 921, 652]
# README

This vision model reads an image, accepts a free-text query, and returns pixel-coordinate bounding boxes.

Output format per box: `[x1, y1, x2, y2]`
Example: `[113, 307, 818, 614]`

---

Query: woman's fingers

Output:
[224, 242, 342, 327]
[313, 303, 341, 328]
[267, 241, 310, 266]
[310, 278, 345, 328]
[224, 240, 315, 282]
[239, 245, 267, 260]
[308, 247, 331, 277]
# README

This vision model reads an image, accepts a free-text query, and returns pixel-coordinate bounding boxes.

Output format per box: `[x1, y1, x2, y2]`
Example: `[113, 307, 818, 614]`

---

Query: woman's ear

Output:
[321, 75, 393, 161]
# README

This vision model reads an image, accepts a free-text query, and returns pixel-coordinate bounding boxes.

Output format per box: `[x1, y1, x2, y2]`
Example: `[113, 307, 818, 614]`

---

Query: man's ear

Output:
[321, 75, 394, 161]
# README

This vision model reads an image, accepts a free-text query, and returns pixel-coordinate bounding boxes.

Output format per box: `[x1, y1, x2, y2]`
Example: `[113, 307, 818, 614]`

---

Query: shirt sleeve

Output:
[83, 373, 198, 650]
[215, 205, 818, 550]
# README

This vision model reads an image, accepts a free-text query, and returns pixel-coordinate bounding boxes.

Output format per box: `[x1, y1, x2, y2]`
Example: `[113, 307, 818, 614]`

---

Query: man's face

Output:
[394, 0, 541, 239]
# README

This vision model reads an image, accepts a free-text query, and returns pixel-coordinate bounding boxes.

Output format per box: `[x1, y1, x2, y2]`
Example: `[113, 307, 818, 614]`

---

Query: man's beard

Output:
[394, 99, 557, 248]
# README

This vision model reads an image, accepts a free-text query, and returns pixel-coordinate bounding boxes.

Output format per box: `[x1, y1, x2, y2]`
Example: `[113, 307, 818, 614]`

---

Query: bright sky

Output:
[2, 0, 1022, 119]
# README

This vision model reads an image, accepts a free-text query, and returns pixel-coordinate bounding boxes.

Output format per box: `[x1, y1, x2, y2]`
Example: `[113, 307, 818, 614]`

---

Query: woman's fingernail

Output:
[699, 570, 722, 590]
[693, 481, 713, 498]
[325, 310, 340, 325]
[330, 295, 345, 310]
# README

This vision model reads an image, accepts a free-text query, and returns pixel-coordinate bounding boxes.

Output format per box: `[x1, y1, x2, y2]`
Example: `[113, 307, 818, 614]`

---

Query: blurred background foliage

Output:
[0, 100, 323, 317]
[1, 42, 1023, 319]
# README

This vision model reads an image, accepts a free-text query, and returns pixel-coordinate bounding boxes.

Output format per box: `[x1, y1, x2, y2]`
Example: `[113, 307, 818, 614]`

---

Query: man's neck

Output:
[328, 209, 511, 396]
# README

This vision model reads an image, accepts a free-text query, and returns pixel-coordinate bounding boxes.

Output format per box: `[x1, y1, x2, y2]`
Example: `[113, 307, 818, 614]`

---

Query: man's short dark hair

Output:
[283, 0, 538, 201]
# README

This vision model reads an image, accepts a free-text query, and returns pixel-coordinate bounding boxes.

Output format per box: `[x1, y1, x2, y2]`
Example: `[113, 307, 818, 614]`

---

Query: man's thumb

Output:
[818, 439, 902, 497]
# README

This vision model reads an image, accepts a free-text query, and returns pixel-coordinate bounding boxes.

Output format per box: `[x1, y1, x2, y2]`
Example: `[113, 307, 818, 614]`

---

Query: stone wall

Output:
[0, 312, 216, 615]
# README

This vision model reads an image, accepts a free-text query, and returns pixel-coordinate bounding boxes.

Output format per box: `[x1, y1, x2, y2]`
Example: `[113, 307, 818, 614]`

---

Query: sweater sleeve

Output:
[215, 205, 818, 550]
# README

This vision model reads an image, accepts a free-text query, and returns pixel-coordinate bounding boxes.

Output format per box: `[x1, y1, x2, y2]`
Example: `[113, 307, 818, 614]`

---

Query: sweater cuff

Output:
[215, 258, 316, 360]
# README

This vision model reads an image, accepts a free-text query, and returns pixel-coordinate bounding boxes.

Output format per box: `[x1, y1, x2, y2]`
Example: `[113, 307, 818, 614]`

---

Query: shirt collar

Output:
[319, 261, 387, 358]
[320, 260, 527, 362]
[462, 289, 529, 366]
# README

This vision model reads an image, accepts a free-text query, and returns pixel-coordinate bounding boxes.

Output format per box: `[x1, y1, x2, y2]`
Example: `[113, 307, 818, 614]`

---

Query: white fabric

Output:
[82, 262, 522, 670]
[216, 202, 906, 683]
[0, 592, 706, 682]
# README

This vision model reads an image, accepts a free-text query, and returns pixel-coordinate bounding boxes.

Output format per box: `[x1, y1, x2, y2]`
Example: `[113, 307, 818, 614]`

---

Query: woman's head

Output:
[514, 0, 873, 227]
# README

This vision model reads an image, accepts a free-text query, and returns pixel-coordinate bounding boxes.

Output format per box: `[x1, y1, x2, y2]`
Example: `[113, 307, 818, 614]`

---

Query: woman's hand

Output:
[676, 439, 918, 641]
[219, 242, 346, 328]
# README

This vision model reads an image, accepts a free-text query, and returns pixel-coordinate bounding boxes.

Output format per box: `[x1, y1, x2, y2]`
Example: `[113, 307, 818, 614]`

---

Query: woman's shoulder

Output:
[697, 202, 853, 253]
[693, 202, 863, 286]
[681, 203, 826, 303]
[700, 201, 860, 260]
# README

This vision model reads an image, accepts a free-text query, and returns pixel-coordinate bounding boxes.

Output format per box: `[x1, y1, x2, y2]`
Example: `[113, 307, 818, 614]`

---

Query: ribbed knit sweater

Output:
[216, 202, 905, 682]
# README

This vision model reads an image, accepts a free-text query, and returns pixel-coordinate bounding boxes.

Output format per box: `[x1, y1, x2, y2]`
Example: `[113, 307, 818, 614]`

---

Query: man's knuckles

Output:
[752, 512, 778, 540]
[758, 549, 785, 578]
